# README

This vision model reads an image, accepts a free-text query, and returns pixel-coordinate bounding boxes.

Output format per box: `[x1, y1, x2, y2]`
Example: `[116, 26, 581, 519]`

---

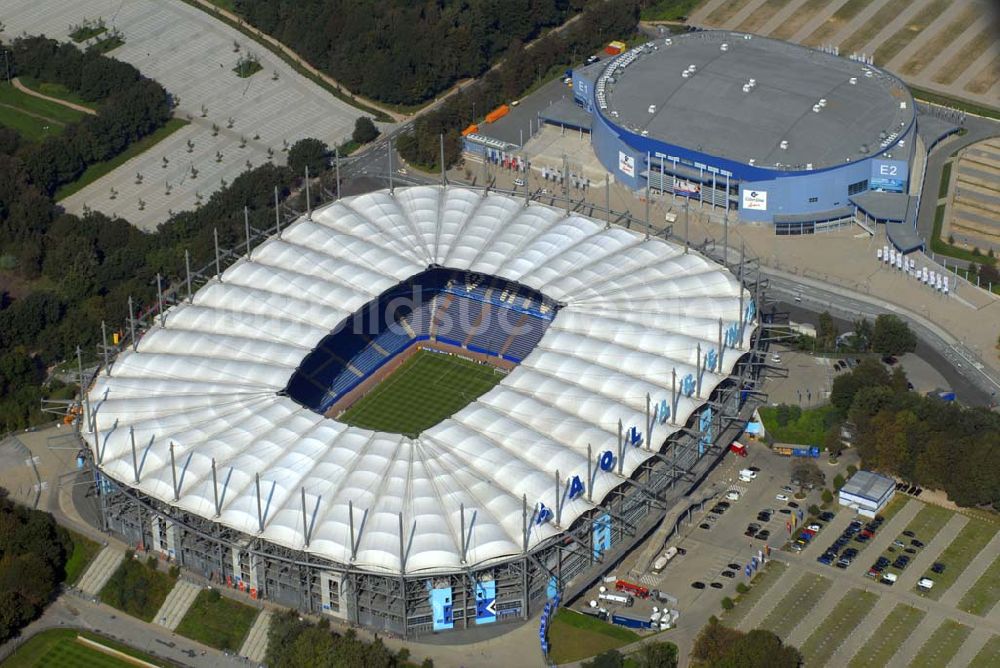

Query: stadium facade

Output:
[80, 186, 764, 638]
[572, 31, 917, 232]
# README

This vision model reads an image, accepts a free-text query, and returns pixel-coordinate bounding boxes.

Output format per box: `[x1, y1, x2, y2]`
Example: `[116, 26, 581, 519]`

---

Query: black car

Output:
[904, 548, 917, 555]
[820, 512, 836, 522]
[699, 523, 711, 530]
[748, 466, 761, 473]
[788, 501, 799, 508]
[931, 563, 946, 574]
[710, 582, 724, 589]
[876, 557, 891, 567]
[902, 530, 915, 538]
[911, 539, 925, 548]
[907, 485, 918, 494]
[728, 563, 741, 570]
[721, 571, 736, 578]
[882, 355, 898, 365]
[757, 514, 772, 522]
[692, 581, 706, 589]
[757, 530, 770, 540]
[914, 488, 923, 497]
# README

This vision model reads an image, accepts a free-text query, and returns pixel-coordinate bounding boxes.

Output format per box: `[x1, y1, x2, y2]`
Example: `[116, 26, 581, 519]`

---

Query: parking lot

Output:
[1, 0, 365, 230]
[721, 490, 1000, 667]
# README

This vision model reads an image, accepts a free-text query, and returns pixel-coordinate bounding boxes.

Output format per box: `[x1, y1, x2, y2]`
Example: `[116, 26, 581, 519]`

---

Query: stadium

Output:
[572, 31, 917, 234]
[80, 185, 763, 637]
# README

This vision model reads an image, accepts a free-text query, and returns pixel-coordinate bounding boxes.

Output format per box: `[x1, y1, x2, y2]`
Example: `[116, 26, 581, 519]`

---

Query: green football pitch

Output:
[339, 349, 505, 437]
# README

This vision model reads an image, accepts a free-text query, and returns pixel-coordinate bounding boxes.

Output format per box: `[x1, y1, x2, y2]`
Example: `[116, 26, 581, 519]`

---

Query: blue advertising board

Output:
[475, 580, 497, 625]
[870, 160, 908, 193]
[593, 513, 612, 558]
[430, 587, 454, 631]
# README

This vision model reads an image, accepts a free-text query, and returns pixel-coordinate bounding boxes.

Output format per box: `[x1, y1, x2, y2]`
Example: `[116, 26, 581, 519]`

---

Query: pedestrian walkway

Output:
[153, 579, 202, 630]
[240, 609, 272, 663]
[76, 546, 125, 596]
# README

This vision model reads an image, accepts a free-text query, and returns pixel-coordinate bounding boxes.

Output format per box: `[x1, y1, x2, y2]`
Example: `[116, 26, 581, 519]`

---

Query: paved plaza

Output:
[1, 0, 368, 230]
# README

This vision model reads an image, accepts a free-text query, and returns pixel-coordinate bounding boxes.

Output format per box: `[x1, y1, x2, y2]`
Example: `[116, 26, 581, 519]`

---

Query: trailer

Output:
[598, 592, 633, 606]
[611, 614, 652, 630]
[773, 444, 821, 458]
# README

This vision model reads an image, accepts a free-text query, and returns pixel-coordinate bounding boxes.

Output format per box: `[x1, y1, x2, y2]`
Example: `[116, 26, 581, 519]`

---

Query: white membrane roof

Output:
[84, 186, 754, 574]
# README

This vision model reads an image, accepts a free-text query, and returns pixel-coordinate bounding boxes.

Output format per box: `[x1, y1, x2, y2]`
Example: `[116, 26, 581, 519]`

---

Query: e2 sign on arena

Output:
[870, 160, 908, 193]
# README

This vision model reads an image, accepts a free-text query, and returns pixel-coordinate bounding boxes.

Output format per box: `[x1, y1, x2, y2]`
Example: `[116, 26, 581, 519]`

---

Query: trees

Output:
[821, 489, 834, 505]
[287, 138, 329, 176]
[0, 489, 72, 643]
[352, 117, 379, 145]
[583, 650, 624, 668]
[633, 641, 678, 668]
[816, 311, 837, 351]
[712, 629, 802, 668]
[721, 597, 734, 611]
[266, 608, 415, 668]
[871, 314, 917, 355]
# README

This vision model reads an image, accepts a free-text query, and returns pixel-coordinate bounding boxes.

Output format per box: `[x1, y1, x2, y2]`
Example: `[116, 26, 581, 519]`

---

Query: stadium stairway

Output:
[499, 313, 528, 357]
[153, 578, 202, 630]
[239, 609, 272, 663]
[76, 546, 125, 596]
[429, 293, 454, 338]
[400, 317, 417, 338]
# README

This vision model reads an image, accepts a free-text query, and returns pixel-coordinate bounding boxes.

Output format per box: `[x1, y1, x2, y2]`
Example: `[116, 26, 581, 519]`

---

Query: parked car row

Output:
[895, 481, 924, 497]
[818, 514, 884, 565]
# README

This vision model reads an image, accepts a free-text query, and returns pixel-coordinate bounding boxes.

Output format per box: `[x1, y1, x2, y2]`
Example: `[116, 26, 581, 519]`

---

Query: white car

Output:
[776, 493, 789, 501]
[513, 178, 525, 187]
[807, 524, 821, 531]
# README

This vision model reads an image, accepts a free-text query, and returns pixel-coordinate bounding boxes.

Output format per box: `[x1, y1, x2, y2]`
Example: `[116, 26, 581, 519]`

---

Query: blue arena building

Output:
[571, 31, 918, 235]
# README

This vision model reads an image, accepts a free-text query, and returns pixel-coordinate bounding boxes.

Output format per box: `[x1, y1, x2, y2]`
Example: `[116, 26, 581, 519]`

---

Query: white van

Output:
[739, 469, 757, 480]
[917, 578, 934, 590]
[726, 490, 741, 501]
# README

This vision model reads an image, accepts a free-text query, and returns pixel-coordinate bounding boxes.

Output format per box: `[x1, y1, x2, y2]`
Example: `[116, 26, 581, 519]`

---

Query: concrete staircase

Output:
[76, 546, 125, 596]
[239, 609, 272, 663]
[153, 579, 202, 630]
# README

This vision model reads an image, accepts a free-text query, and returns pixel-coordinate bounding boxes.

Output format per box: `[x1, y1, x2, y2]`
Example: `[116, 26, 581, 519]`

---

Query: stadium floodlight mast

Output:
[274, 186, 281, 237]
[335, 147, 341, 200]
[244, 206, 251, 259]
[127, 296, 136, 352]
[101, 320, 110, 375]
[439, 133, 447, 187]
[213, 227, 222, 281]
[156, 273, 165, 326]
[305, 166, 313, 220]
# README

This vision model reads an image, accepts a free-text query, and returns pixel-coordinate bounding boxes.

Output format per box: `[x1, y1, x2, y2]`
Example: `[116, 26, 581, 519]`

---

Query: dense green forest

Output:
[0, 488, 73, 643]
[832, 360, 1000, 509]
[0, 36, 308, 432]
[232, 0, 588, 105]
[398, 0, 640, 169]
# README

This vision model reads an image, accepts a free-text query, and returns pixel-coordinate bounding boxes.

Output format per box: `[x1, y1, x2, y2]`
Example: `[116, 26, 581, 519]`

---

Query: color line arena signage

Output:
[619, 151, 635, 177]
[742, 189, 767, 211]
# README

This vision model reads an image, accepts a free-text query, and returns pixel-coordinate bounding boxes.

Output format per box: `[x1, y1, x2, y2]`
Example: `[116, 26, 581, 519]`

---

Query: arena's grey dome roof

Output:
[83, 186, 755, 574]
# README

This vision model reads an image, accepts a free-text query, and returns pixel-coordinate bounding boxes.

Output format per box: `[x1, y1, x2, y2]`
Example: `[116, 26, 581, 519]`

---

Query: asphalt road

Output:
[915, 111, 1000, 267]
[765, 273, 998, 406]
[773, 301, 990, 407]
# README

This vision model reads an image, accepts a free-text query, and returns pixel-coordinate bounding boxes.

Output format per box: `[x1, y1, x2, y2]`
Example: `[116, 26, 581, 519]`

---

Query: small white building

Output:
[839, 470, 895, 517]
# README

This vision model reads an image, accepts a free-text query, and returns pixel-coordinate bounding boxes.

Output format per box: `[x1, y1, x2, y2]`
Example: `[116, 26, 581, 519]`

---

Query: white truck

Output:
[652, 546, 679, 573]
[598, 592, 633, 606]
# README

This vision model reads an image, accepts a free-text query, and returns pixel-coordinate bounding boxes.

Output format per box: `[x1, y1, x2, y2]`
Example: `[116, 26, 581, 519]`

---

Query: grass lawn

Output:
[547, 609, 640, 665]
[849, 604, 925, 667]
[799, 589, 877, 666]
[175, 589, 258, 651]
[759, 572, 832, 640]
[911, 619, 972, 668]
[758, 404, 838, 446]
[340, 349, 505, 436]
[917, 517, 996, 600]
[0, 81, 85, 141]
[938, 161, 952, 200]
[958, 553, 1000, 616]
[17, 76, 92, 108]
[99, 557, 177, 622]
[63, 529, 102, 586]
[969, 634, 1000, 668]
[723, 561, 787, 627]
[2, 629, 169, 668]
[55, 118, 188, 201]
